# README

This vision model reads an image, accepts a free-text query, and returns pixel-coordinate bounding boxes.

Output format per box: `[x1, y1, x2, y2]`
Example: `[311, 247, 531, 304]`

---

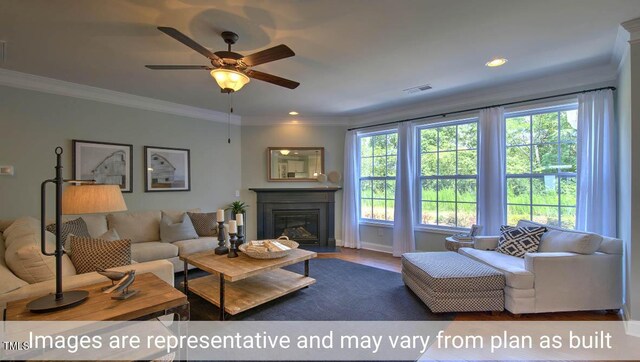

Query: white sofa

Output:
[0, 208, 216, 317]
[458, 220, 623, 314]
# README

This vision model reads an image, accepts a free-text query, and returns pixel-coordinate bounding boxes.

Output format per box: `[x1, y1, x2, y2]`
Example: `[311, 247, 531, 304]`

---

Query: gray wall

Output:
[240, 124, 347, 242]
[617, 39, 640, 320]
[0, 85, 242, 219]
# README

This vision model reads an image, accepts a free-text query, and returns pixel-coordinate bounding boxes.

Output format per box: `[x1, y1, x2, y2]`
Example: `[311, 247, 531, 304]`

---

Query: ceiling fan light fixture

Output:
[210, 68, 250, 92]
[485, 58, 508, 67]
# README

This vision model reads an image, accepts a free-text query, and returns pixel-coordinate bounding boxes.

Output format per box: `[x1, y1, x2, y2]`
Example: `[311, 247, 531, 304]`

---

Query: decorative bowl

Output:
[239, 236, 299, 259]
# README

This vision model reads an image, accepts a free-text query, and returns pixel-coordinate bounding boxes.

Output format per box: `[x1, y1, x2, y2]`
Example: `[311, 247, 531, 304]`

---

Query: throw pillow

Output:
[496, 225, 547, 258]
[187, 212, 218, 237]
[65, 228, 121, 255]
[46, 218, 91, 247]
[160, 212, 199, 243]
[69, 235, 131, 274]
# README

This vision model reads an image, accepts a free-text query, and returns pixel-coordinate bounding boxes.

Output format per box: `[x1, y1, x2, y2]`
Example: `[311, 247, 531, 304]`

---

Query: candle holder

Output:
[228, 233, 238, 258]
[237, 225, 244, 250]
[215, 221, 228, 255]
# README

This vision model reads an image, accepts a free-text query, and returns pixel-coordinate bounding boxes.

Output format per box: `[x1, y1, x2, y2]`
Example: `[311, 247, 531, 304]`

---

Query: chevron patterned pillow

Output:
[69, 236, 131, 274]
[45, 218, 91, 247]
[496, 225, 547, 258]
[187, 212, 218, 237]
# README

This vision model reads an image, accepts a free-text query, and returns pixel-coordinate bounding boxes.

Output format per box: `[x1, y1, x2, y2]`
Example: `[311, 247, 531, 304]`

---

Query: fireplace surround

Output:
[250, 188, 339, 247]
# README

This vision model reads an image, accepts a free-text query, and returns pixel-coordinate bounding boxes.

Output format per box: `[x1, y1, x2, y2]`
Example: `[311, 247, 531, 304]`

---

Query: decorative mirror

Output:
[268, 147, 325, 182]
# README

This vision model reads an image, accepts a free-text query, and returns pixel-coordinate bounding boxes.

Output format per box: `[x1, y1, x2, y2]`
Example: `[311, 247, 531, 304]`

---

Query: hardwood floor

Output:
[318, 247, 623, 322]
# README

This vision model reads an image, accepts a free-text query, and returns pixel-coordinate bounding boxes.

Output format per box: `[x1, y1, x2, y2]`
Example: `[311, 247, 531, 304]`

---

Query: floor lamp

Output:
[27, 147, 127, 312]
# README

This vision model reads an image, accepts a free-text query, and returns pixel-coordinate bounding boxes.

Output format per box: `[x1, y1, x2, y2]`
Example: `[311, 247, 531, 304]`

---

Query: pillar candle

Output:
[236, 213, 243, 226]
[229, 220, 237, 234]
[217, 209, 224, 222]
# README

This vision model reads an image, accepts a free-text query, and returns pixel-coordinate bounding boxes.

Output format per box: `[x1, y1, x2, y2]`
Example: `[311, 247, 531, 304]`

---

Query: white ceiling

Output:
[0, 0, 638, 118]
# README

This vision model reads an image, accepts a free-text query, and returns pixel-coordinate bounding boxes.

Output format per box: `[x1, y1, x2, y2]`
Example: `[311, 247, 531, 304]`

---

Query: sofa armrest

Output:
[524, 252, 622, 311]
[474, 236, 499, 250]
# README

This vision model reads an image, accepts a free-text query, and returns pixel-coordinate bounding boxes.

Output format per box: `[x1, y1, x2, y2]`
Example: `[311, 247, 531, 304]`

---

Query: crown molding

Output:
[622, 17, 640, 44]
[0, 68, 241, 125]
[349, 63, 617, 126]
[241, 115, 351, 127]
[613, 24, 631, 73]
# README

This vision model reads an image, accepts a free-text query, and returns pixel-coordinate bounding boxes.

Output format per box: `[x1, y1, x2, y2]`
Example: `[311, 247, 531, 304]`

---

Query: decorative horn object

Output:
[102, 270, 138, 300]
[97, 267, 128, 291]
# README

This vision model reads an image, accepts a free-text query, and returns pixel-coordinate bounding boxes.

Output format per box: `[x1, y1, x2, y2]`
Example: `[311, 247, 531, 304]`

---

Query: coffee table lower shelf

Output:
[185, 269, 315, 317]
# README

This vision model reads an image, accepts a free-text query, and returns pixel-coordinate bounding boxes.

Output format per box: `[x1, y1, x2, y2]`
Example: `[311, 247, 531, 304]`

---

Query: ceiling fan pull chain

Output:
[227, 92, 234, 144]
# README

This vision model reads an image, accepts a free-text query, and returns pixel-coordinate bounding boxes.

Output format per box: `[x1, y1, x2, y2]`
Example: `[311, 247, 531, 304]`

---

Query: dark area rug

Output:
[177, 258, 454, 321]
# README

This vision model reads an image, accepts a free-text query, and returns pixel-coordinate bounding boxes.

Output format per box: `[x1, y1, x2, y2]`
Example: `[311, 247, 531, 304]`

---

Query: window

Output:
[418, 120, 478, 228]
[505, 105, 578, 228]
[358, 131, 397, 222]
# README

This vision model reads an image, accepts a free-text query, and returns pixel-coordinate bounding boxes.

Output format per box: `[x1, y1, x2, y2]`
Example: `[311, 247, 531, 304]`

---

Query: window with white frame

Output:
[358, 131, 398, 222]
[505, 105, 578, 228]
[418, 120, 478, 228]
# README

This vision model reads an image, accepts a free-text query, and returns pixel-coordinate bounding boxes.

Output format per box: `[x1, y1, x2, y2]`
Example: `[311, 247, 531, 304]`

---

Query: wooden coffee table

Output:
[5, 272, 189, 321]
[181, 249, 317, 320]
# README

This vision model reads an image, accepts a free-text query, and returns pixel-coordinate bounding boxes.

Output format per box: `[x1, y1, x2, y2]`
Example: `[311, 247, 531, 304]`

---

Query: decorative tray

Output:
[239, 236, 299, 259]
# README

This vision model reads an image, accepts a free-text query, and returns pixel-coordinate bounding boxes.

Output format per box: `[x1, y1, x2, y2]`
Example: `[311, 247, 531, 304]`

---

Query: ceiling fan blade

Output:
[145, 65, 212, 70]
[240, 44, 295, 67]
[157, 26, 221, 62]
[245, 70, 300, 89]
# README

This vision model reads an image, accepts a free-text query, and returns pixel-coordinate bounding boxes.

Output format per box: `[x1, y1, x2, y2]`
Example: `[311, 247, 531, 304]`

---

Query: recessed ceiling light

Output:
[289, 111, 299, 116]
[485, 58, 508, 67]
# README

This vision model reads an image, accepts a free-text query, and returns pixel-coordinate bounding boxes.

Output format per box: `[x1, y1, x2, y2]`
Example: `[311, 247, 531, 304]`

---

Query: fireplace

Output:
[274, 210, 320, 244]
[250, 188, 339, 247]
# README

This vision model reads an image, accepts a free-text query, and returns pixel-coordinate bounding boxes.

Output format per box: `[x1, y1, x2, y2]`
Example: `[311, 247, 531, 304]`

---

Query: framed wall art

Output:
[72, 140, 133, 193]
[144, 146, 191, 192]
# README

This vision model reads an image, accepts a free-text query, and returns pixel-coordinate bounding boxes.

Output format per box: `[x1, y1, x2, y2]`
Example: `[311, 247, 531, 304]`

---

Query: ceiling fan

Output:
[146, 27, 300, 93]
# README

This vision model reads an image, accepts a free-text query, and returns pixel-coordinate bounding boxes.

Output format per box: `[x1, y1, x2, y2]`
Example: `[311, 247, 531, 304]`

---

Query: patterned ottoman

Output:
[402, 251, 505, 313]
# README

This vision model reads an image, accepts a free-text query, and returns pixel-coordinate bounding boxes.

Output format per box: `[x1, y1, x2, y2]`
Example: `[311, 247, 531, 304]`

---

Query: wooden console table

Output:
[5, 272, 189, 321]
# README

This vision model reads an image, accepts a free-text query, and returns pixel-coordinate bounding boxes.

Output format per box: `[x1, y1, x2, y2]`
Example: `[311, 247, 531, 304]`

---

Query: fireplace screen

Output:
[273, 210, 319, 244]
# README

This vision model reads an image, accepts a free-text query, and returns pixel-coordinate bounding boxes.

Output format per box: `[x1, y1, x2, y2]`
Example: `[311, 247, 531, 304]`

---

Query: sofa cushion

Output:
[3, 217, 77, 284]
[107, 211, 161, 243]
[599, 236, 623, 255]
[160, 212, 199, 243]
[187, 212, 218, 237]
[131, 242, 178, 263]
[459, 248, 534, 289]
[69, 236, 131, 274]
[517, 220, 602, 254]
[172, 237, 217, 256]
[0, 263, 28, 294]
[0, 219, 14, 233]
[496, 225, 546, 258]
[46, 218, 91, 247]
[0, 231, 28, 294]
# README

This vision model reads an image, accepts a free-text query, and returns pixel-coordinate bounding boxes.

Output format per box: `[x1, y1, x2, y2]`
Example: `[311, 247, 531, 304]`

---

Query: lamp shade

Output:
[210, 68, 250, 92]
[62, 184, 127, 215]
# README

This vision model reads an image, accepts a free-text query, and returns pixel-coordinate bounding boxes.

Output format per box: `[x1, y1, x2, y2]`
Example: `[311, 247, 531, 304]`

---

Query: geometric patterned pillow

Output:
[187, 212, 218, 237]
[69, 236, 131, 274]
[495, 225, 547, 258]
[45, 218, 91, 248]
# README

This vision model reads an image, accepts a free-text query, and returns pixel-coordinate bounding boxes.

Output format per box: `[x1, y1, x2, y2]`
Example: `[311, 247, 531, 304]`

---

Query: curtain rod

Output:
[347, 86, 616, 132]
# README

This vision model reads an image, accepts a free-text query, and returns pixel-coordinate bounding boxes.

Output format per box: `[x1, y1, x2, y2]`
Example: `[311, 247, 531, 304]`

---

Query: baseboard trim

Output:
[361, 242, 393, 254]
